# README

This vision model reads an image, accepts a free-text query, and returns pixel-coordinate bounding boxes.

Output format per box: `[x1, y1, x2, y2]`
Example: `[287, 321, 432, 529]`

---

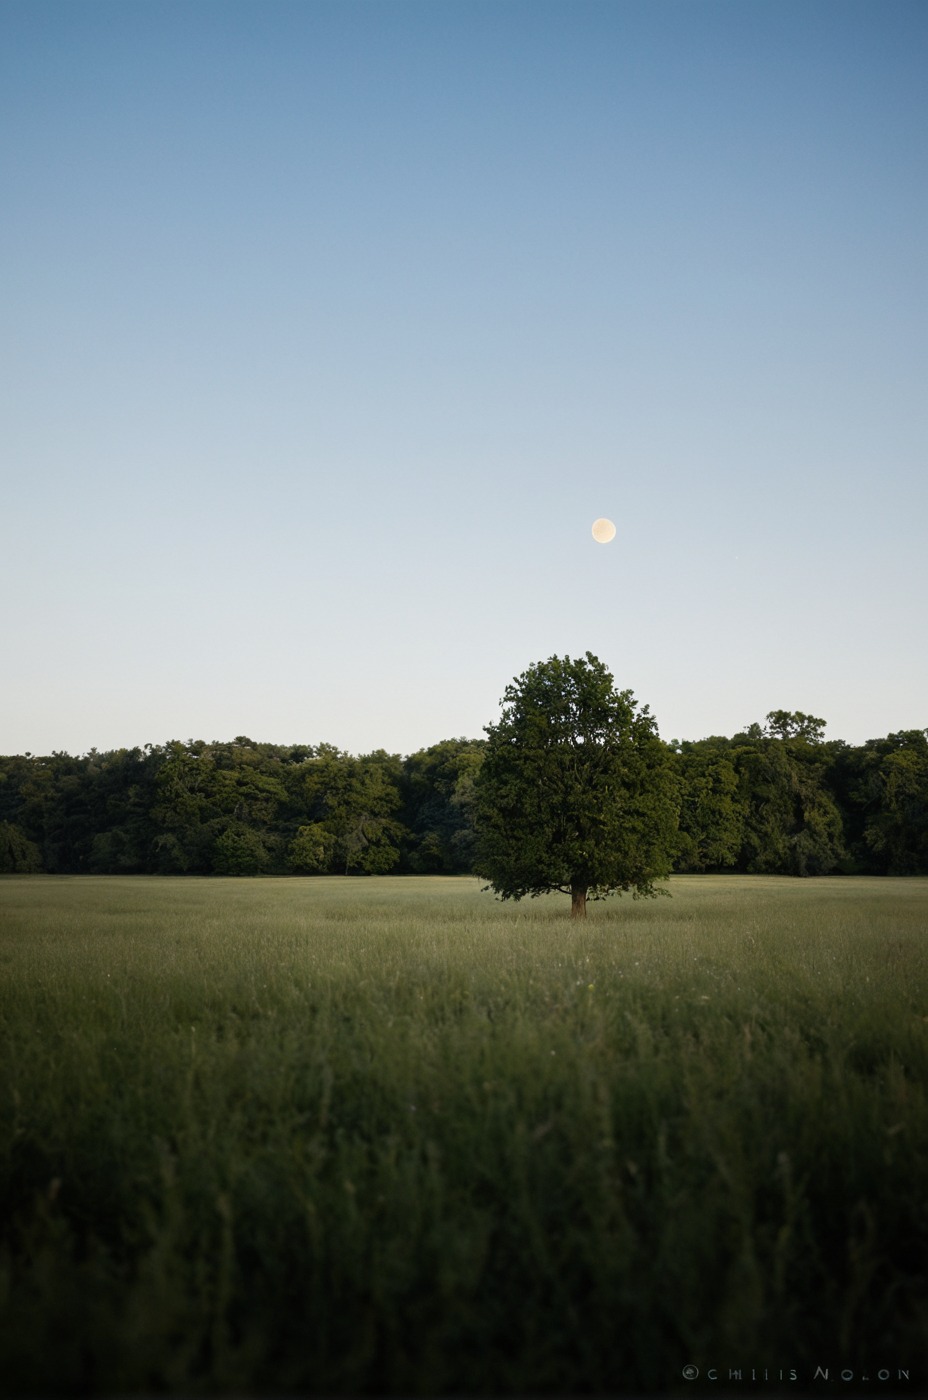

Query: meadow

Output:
[0, 874, 926, 1395]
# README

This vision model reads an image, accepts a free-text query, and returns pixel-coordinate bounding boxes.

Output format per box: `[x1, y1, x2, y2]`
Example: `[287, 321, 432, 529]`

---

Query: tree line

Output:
[1, 710, 926, 879]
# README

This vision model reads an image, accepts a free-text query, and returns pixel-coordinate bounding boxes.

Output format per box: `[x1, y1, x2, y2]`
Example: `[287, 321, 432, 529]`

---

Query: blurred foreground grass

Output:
[1, 874, 926, 1394]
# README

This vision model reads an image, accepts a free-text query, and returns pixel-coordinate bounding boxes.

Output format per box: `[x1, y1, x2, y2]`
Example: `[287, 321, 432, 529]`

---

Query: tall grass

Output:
[1, 875, 926, 1394]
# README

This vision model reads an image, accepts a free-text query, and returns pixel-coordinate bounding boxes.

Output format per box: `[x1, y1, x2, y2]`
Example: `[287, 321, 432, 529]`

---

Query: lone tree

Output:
[473, 653, 679, 918]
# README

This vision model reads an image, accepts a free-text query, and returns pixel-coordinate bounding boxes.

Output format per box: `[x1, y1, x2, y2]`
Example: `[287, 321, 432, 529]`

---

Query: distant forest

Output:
[1, 711, 927, 877]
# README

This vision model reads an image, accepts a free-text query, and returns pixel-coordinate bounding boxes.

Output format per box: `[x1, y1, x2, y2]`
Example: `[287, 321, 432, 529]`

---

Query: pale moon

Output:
[591, 517, 616, 543]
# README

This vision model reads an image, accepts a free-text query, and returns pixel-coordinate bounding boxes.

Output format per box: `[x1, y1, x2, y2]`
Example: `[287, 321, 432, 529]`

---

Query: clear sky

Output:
[2, 0, 925, 757]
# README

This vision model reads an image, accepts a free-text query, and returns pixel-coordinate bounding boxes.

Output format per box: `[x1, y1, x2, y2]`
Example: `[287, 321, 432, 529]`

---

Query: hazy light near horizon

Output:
[591, 518, 617, 544]
[0, 0, 925, 759]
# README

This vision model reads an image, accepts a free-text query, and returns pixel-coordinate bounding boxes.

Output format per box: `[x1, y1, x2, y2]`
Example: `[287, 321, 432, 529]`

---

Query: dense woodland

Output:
[1, 711, 927, 877]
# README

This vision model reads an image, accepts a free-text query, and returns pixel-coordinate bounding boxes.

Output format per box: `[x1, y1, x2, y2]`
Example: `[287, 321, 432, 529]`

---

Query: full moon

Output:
[591, 517, 616, 543]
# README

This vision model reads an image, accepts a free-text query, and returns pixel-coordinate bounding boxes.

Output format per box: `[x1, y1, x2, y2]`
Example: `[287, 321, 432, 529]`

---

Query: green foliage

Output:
[150, 743, 218, 872]
[474, 654, 679, 914]
[212, 824, 271, 876]
[301, 747, 407, 874]
[402, 739, 485, 872]
[0, 709, 925, 879]
[0, 821, 42, 873]
[733, 729, 848, 876]
[151, 739, 288, 874]
[287, 822, 335, 873]
[853, 731, 928, 874]
[764, 709, 827, 743]
[673, 748, 745, 872]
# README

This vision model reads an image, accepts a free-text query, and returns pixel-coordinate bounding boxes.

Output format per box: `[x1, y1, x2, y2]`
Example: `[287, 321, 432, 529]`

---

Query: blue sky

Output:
[2, 0, 925, 756]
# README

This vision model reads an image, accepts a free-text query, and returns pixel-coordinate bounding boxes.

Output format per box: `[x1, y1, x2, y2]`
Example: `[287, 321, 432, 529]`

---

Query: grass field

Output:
[1, 874, 926, 1395]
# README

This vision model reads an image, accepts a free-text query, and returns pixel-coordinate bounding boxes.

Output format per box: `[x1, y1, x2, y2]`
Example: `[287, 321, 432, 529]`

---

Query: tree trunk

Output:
[570, 882, 587, 919]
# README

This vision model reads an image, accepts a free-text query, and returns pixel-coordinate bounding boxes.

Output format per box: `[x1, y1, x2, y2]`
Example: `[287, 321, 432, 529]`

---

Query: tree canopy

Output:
[472, 653, 680, 917]
[1, 708, 926, 881]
